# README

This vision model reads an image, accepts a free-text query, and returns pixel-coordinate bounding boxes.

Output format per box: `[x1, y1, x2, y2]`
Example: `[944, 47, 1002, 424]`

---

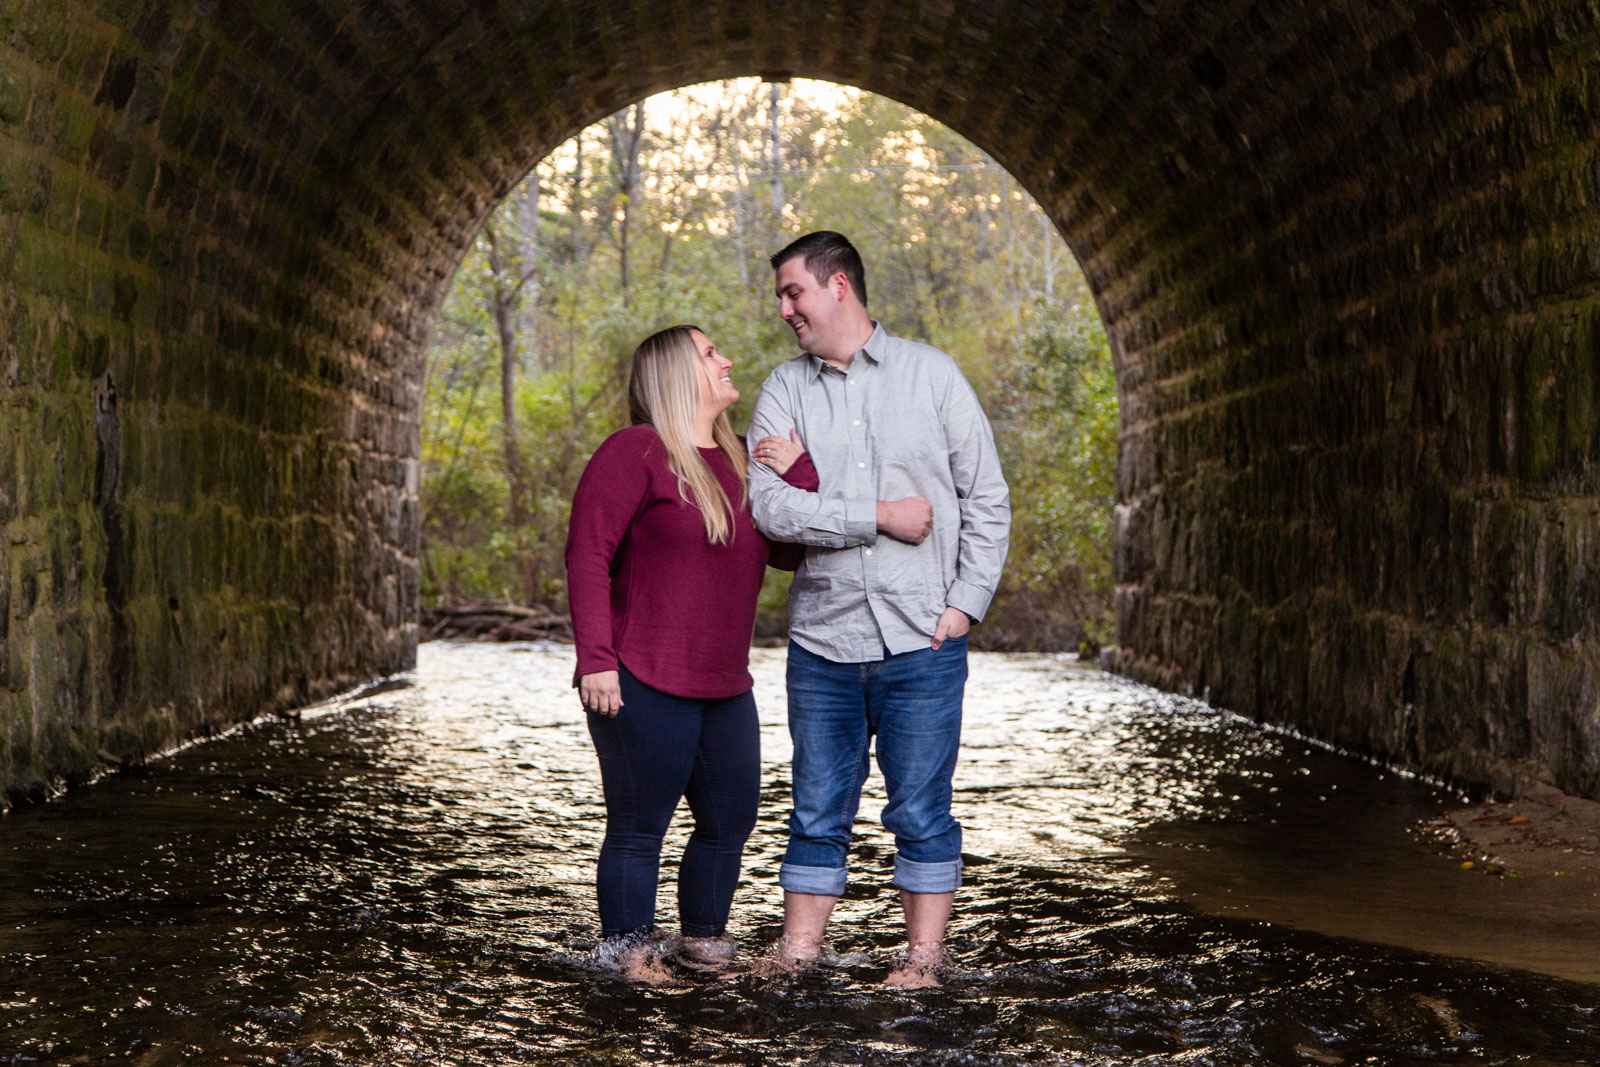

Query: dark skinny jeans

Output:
[586, 664, 760, 938]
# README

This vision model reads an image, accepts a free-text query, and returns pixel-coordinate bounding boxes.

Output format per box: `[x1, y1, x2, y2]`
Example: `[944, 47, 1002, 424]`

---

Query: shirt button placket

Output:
[854, 363, 879, 643]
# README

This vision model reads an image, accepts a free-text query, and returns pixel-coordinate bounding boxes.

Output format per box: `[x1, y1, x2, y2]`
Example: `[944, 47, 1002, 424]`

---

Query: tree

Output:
[419, 80, 1120, 649]
[605, 101, 647, 303]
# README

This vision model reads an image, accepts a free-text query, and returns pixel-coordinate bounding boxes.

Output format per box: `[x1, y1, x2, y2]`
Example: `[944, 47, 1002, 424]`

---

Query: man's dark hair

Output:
[770, 231, 868, 308]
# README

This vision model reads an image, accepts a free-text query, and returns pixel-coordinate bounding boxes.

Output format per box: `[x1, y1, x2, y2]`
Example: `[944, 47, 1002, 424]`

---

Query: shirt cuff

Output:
[945, 579, 994, 622]
[844, 495, 878, 544]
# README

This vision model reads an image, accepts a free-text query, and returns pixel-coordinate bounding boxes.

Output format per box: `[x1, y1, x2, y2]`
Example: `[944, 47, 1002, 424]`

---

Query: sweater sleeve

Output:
[763, 451, 820, 571]
[781, 452, 819, 492]
[564, 430, 653, 682]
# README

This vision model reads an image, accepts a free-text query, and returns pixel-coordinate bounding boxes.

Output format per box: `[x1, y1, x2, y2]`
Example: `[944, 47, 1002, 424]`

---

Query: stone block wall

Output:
[1, 0, 1596, 803]
[1082, 0, 1600, 798]
[0, 0, 419, 803]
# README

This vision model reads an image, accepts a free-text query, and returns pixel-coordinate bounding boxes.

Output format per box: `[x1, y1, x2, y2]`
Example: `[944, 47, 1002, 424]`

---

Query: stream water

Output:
[1, 642, 1595, 1065]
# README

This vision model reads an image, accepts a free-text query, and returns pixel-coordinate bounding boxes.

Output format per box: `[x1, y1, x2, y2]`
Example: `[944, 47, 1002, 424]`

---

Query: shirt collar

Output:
[806, 321, 887, 381]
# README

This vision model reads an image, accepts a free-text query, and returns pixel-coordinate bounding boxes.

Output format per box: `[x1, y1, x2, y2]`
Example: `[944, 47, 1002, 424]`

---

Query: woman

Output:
[564, 325, 814, 975]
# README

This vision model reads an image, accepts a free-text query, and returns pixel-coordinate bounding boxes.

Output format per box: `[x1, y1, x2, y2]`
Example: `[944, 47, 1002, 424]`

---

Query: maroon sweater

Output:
[565, 424, 819, 699]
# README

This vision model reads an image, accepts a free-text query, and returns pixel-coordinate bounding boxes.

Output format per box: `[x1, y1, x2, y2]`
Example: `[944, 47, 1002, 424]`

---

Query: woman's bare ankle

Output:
[681, 934, 737, 965]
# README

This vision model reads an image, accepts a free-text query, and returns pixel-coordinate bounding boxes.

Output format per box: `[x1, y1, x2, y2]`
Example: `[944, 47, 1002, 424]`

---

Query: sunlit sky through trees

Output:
[539, 79, 863, 196]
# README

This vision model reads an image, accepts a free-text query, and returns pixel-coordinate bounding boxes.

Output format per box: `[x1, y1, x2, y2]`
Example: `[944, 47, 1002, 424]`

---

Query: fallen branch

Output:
[421, 601, 573, 643]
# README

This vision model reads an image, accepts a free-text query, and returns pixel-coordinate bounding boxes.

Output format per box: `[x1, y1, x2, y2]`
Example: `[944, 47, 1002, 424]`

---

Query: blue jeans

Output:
[586, 665, 760, 938]
[780, 637, 967, 896]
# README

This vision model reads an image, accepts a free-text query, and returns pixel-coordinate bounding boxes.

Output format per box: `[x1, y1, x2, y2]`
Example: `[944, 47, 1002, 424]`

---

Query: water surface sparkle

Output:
[2, 643, 1595, 1064]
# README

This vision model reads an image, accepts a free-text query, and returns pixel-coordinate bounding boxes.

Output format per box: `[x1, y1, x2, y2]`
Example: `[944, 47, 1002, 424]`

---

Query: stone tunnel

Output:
[2, 0, 1597, 805]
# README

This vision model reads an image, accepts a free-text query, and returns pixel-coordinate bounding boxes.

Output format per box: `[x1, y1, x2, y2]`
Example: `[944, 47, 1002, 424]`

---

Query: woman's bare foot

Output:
[679, 935, 742, 975]
[884, 940, 948, 988]
[594, 930, 682, 986]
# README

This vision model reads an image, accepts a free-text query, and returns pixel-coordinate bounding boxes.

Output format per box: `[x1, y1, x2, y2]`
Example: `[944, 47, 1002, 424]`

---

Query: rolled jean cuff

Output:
[779, 862, 847, 896]
[893, 853, 962, 894]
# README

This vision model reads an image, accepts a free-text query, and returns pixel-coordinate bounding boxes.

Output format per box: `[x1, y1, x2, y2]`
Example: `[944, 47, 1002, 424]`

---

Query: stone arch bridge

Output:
[2, 0, 1597, 804]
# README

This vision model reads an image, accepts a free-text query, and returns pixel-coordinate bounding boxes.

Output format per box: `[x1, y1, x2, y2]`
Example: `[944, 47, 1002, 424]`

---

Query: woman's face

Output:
[690, 329, 739, 416]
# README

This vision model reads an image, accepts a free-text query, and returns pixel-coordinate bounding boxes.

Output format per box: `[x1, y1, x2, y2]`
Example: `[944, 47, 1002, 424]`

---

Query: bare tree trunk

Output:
[768, 83, 784, 216]
[516, 179, 543, 369]
[484, 222, 537, 603]
[1041, 210, 1054, 302]
[729, 105, 751, 288]
[569, 128, 587, 262]
[607, 102, 646, 304]
[1003, 175, 1023, 337]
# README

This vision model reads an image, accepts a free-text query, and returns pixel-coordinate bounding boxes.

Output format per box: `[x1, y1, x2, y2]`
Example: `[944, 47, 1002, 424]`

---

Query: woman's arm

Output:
[564, 431, 652, 712]
[779, 450, 819, 492]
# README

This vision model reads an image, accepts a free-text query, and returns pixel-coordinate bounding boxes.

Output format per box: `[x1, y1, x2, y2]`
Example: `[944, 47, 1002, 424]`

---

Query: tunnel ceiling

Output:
[2, 0, 1598, 802]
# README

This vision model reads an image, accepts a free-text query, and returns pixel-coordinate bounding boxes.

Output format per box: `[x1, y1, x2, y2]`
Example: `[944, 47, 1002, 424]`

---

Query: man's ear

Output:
[830, 272, 850, 302]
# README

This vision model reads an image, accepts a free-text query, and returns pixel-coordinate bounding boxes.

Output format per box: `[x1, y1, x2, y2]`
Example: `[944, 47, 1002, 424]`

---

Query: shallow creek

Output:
[2, 643, 1595, 1064]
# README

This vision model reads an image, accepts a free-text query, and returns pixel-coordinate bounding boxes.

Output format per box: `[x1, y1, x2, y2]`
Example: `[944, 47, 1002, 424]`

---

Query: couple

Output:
[564, 231, 1011, 986]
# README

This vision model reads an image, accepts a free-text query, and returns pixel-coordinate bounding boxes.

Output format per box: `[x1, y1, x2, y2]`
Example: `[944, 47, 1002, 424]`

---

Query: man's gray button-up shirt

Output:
[748, 323, 1012, 663]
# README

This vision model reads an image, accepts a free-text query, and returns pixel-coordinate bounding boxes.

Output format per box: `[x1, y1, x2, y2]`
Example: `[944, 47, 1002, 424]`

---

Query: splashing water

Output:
[1, 643, 1595, 1064]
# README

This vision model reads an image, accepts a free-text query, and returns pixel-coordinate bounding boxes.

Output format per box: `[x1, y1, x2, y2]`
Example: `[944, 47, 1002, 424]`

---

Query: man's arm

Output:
[747, 371, 879, 548]
[941, 368, 1012, 623]
[762, 452, 819, 571]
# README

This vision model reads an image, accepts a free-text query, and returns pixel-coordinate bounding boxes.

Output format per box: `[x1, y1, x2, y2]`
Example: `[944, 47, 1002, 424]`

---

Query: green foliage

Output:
[420, 80, 1119, 649]
[985, 305, 1119, 649]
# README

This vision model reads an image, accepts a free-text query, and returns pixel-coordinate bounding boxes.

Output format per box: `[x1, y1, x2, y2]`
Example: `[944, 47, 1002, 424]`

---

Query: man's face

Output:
[774, 256, 840, 355]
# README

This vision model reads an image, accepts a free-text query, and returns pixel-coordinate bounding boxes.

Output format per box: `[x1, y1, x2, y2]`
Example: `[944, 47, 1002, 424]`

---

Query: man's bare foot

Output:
[884, 940, 948, 988]
[746, 932, 827, 978]
[884, 964, 941, 988]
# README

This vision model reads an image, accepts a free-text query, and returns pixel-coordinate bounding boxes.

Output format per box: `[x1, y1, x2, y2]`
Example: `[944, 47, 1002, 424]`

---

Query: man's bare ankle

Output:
[776, 931, 824, 965]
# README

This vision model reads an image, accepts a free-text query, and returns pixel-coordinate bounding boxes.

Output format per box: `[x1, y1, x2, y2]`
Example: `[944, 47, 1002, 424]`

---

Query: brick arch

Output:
[2, 0, 1597, 802]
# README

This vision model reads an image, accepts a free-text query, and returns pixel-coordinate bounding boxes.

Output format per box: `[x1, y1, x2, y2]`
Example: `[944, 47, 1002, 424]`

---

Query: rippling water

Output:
[2, 643, 1596, 1065]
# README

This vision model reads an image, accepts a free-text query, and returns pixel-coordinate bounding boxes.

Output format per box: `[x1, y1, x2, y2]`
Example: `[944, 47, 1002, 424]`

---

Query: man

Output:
[747, 230, 1011, 986]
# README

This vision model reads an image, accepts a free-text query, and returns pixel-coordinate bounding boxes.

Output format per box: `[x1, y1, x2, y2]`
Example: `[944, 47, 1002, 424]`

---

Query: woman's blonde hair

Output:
[628, 325, 749, 544]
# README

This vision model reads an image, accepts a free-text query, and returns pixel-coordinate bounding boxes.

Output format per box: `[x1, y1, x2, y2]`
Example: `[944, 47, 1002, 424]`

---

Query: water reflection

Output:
[0, 644, 1594, 1064]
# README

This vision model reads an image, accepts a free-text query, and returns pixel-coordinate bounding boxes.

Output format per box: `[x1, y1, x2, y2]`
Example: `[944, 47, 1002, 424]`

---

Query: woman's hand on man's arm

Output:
[753, 428, 806, 475]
